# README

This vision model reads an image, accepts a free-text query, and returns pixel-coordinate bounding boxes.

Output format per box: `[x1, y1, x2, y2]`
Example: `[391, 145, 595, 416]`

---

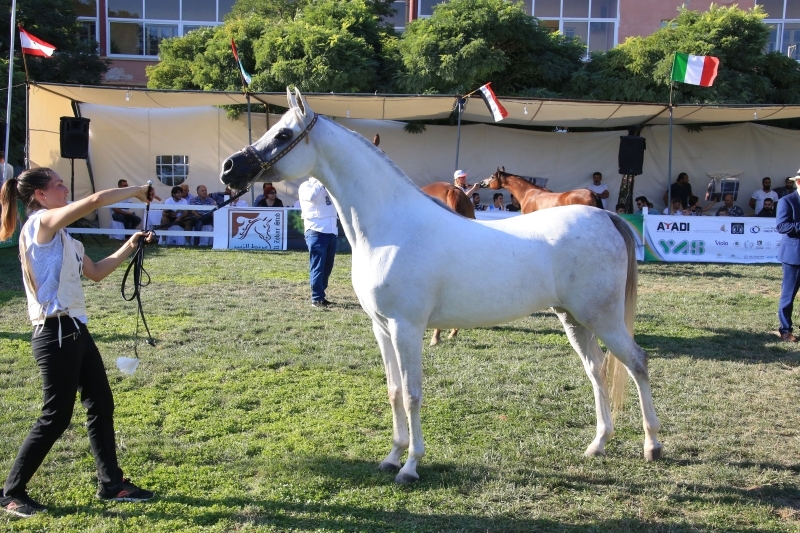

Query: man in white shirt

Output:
[750, 177, 779, 215]
[299, 177, 339, 308]
[587, 171, 609, 210]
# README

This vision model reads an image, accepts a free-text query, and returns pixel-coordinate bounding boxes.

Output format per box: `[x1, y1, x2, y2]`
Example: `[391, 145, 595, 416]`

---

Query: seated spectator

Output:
[257, 186, 284, 207]
[110, 179, 142, 229]
[189, 184, 216, 244]
[161, 186, 190, 228]
[715, 193, 744, 216]
[229, 188, 249, 207]
[716, 207, 730, 216]
[756, 197, 776, 217]
[749, 177, 779, 214]
[634, 196, 652, 215]
[663, 197, 684, 215]
[210, 186, 249, 207]
[472, 192, 486, 211]
[681, 207, 692, 216]
[506, 194, 521, 212]
[180, 183, 195, 202]
[253, 182, 275, 205]
[615, 203, 626, 214]
[488, 193, 505, 211]
[774, 177, 796, 199]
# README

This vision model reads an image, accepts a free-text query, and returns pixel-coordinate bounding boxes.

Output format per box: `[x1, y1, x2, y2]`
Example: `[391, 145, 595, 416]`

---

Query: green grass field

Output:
[0, 238, 798, 532]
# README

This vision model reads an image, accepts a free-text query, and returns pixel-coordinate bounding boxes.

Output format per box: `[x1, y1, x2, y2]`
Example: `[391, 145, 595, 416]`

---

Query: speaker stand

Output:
[617, 174, 636, 214]
[70, 158, 75, 201]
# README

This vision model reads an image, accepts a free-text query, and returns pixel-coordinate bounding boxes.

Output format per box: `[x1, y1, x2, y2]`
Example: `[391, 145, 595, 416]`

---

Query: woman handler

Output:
[0, 168, 155, 518]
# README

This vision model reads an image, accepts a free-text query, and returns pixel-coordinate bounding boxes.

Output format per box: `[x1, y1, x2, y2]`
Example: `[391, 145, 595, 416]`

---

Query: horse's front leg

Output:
[389, 318, 426, 484]
[372, 320, 409, 473]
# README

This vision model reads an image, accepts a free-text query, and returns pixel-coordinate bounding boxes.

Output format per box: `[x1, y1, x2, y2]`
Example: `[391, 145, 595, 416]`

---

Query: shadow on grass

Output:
[637, 326, 800, 365]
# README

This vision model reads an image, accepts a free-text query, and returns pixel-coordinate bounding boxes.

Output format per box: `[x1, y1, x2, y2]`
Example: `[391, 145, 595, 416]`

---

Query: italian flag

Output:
[671, 53, 720, 87]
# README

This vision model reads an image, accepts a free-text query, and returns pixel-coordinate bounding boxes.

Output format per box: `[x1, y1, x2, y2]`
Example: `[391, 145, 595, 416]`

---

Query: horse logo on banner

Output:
[229, 209, 285, 250]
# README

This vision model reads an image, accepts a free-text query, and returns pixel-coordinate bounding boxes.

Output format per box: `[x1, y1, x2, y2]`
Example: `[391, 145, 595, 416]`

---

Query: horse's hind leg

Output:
[372, 320, 409, 472]
[595, 328, 662, 461]
[447, 328, 458, 339]
[553, 307, 614, 457]
[430, 329, 442, 346]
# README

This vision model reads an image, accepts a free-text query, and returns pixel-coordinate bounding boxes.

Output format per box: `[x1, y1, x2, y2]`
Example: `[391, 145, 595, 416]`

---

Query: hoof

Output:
[394, 472, 419, 484]
[429, 338, 439, 347]
[644, 444, 663, 461]
[583, 444, 606, 457]
[378, 461, 401, 473]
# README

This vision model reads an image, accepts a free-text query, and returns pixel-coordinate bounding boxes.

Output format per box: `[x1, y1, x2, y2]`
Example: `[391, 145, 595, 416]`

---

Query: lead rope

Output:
[119, 185, 252, 359]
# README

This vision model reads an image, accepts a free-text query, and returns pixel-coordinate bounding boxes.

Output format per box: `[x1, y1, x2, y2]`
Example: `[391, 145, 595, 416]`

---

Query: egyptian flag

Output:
[477, 83, 508, 122]
[19, 27, 56, 57]
[231, 38, 252, 87]
[671, 53, 720, 87]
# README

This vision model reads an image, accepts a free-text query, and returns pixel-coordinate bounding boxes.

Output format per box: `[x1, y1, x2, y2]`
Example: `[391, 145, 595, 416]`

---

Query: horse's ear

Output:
[295, 87, 313, 117]
[286, 87, 298, 109]
[501, 166, 505, 172]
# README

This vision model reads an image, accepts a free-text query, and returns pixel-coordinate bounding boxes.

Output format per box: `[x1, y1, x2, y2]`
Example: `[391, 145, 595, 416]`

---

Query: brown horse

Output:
[419, 182, 474, 346]
[480, 167, 603, 214]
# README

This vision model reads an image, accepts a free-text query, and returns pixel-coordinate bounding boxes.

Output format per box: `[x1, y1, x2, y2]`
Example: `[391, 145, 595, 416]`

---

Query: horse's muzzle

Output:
[220, 150, 261, 189]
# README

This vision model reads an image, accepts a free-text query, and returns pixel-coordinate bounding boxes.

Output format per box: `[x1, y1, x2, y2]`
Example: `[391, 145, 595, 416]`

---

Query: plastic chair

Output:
[109, 220, 125, 240]
[198, 224, 213, 246]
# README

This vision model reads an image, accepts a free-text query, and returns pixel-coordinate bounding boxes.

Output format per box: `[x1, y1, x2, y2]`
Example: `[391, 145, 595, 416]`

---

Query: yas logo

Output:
[656, 222, 691, 232]
[658, 239, 705, 256]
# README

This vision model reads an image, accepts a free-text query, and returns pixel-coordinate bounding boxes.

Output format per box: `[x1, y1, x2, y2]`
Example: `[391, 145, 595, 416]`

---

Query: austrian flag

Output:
[19, 27, 56, 57]
[477, 83, 508, 122]
[671, 53, 720, 87]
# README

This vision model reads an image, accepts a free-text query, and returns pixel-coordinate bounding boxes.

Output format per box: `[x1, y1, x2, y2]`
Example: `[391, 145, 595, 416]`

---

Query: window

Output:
[531, 0, 619, 57]
[79, 20, 97, 44]
[108, 0, 236, 56]
[156, 155, 189, 186]
[75, 0, 97, 44]
[385, 0, 407, 30]
[758, 0, 800, 59]
[419, 0, 441, 17]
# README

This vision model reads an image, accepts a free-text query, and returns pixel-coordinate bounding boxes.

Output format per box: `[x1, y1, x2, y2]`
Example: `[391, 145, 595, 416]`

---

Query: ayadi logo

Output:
[750, 226, 761, 233]
[658, 239, 705, 256]
[656, 222, 691, 232]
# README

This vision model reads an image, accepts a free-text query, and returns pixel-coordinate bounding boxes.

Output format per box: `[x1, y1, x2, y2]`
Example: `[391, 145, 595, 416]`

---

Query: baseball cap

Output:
[454, 170, 467, 179]
[790, 168, 800, 180]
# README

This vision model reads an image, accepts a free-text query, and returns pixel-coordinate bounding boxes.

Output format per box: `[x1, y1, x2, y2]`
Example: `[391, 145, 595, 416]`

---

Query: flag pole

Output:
[667, 56, 675, 214]
[4, 0, 18, 183]
[454, 96, 465, 171]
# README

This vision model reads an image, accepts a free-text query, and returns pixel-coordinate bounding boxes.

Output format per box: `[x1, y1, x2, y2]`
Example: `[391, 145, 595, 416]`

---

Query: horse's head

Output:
[479, 166, 505, 190]
[221, 88, 318, 191]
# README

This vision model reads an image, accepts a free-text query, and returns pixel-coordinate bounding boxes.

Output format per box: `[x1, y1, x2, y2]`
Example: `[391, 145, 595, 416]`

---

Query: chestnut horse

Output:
[480, 167, 603, 214]
[420, 182, 474, 346]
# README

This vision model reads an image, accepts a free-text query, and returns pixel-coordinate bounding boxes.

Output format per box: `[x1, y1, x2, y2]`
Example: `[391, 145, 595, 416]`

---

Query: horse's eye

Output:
[275, 129, 293, 141]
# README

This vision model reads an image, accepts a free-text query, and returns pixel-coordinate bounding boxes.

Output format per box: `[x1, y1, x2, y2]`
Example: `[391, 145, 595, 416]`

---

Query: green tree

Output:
[148, 0, 401, 100]
[568, 5, 800, 104]
[397, 0, 585, 96]
[0, 0, 108, 166]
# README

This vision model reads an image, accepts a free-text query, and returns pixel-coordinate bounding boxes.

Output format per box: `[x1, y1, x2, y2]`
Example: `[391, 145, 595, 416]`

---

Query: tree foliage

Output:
[148, 0, 401, 100]
[397, 0, 585, 95]
[567, 5, 800, 104]
[0, 0, 108, 166]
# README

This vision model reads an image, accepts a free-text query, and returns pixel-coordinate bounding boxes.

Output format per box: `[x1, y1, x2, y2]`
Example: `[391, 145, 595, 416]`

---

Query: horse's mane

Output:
[326, 116, 453, 210]
[498, 170, 551, 192]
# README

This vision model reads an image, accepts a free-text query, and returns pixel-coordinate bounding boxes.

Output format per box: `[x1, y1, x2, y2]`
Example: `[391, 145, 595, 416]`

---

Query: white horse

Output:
[221, 89, 662, 483]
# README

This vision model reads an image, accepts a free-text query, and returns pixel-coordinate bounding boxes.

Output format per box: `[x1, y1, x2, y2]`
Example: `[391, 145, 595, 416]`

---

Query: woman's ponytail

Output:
[0, 177, 19, 241]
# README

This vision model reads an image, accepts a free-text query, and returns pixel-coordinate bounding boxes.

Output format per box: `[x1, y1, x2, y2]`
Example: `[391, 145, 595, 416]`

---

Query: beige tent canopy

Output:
[29, 82, 800, 224]
[32, 81, 800, 127]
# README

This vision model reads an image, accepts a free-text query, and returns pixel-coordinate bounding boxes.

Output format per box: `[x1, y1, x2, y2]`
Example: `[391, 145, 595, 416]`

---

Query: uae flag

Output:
[671, 53, 719, 87]
[19, 27, 56, 57]
[477, 83, 508, 122]
[231, 39, 252, 87]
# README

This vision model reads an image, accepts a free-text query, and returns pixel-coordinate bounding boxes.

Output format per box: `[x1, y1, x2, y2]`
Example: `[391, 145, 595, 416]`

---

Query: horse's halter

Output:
[240, 112, 319, 182]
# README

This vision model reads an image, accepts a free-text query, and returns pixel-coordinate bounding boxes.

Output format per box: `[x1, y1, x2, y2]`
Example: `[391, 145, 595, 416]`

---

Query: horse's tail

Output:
[604, 212, 637, 413]
[448, 188, 476, 219]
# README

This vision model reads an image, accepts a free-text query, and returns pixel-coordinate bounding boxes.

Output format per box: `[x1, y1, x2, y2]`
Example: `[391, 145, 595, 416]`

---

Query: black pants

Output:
[112, 212, 142, 230]
[3, 317, 123, 496]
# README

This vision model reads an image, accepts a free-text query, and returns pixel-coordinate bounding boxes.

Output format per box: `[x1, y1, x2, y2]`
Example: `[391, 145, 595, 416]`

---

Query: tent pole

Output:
[454, 96, 465, 171]
[24, 80, 28, 169]
[247, 92, 253, 204]
[4, 0, 17, 181]
[667, 82, 674, 213]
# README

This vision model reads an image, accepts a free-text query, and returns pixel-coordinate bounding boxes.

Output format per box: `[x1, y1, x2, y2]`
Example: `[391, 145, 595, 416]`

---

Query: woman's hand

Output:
[132, 184, 154, 203]
[127, 230, 155, 248]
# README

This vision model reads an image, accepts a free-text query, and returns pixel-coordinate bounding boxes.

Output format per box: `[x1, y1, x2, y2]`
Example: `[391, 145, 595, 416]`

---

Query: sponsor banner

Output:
[213, 208, 287, 250]
[643, 215, 780, 263]
[618, 214, 645, 261]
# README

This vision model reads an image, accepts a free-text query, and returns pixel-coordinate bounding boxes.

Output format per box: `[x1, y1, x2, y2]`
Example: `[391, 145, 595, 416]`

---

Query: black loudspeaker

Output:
[618, 135, 646, 176]
[60, 117, 90, 159]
